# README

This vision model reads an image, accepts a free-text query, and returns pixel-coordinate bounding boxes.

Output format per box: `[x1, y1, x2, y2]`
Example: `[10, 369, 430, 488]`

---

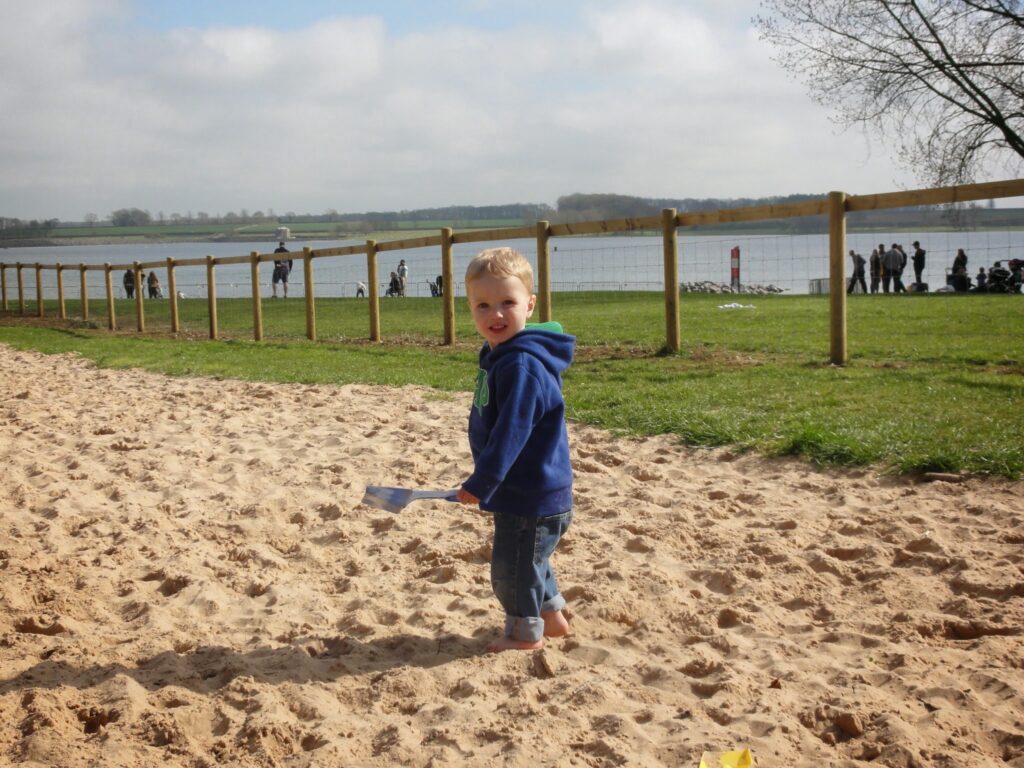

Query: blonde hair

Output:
[465, 247, 534, 294]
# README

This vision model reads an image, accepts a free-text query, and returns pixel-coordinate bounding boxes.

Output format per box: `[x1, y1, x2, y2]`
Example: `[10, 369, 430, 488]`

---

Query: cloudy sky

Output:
[0, 0, 949, 222]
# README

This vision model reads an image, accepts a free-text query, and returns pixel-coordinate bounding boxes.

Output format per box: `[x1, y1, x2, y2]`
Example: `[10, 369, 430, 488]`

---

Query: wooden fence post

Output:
[0, 264, 7, 311]
[828, 190, 848, 365]
[537, 220, 552, 323]
[441, 227, 455, 344]
[17, 263, 25, 315]
[166, 257, 179, 333]
[250, 251, 263, 341]
[56, 263, 66, 319]
[206, 255, 218, 340]
[134, 261, 145, 332]
[662, 208, 680, 353]
[366, 240, 380, 342]
[104, 263, 116, 330]
[80, 264, 89, 320]
[303, 246, 316, 341]
[35, 264, 44, 318]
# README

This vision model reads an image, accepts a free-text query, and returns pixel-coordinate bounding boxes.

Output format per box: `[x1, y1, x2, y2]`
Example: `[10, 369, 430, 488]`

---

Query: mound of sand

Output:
[1, 343, 1022, 767]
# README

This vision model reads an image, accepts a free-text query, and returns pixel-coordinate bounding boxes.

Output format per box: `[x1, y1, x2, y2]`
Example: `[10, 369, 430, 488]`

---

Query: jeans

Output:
[893, 269, 907, 293]
[490, 509, 573, 642]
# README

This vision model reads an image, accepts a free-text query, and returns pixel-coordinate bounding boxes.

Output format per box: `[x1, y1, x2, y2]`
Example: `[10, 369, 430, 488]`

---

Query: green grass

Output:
[2, 292, 1022, 477]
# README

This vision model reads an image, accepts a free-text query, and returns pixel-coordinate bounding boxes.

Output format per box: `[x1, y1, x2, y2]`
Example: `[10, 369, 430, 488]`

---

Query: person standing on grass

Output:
[912, 241, 926, 286]
[397, 259, 409, 297]
[869, 248, 881, 294]
[883, 244, 906, 294]
[456, 247, 575, 653]
[147, 271, 161, 299]
[356, 281, 367, 298]
[123, 268, 135, 299]
[847, 250, 867, 294]
[878, 242, 888, 292]
[895, 244, 909, 291]
[272, 241, 290, 298]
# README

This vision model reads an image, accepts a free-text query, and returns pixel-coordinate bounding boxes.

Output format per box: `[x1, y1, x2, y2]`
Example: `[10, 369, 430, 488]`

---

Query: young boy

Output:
[456, 247, 575, 653]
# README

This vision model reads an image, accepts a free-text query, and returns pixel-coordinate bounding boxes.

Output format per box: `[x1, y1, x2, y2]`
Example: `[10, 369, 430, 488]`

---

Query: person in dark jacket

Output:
[457, 247, 574, 653]
[869, 249, 881, 294]
[911, 241, 926, 286]
[847, 250, 867, 294]
[123, 268, 135, 299]
[882, 244, 907, 294]
[272, 242, 290, 298]
[951, 248, 969, 291]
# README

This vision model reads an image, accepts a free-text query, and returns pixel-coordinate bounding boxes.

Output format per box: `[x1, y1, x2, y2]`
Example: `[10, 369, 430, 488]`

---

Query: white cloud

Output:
[583, 2, 722, 77]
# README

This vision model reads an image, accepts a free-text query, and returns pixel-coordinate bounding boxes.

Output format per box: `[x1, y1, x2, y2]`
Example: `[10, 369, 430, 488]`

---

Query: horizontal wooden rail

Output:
[846, 178, 1024, 212]
[452, 225, 535, 244]
[549, 216, 661, 237]
[678, 199, 828, 227]
[312, 244, 365, 258]
[376, 234, 444, 251]
[214, 254, 255, 266]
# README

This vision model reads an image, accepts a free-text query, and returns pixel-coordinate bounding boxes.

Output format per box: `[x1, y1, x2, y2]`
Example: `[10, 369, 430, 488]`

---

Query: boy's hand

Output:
[456, 487, 480, 505]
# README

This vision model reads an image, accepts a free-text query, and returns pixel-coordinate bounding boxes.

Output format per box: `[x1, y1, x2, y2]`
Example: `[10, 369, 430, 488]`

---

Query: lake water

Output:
[2, 230, 1022, 299]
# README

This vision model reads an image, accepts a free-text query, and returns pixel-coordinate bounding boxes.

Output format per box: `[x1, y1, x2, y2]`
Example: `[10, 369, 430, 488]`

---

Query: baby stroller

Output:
[1009, 259, 1024, 293]
[986, 262, 1015, 293]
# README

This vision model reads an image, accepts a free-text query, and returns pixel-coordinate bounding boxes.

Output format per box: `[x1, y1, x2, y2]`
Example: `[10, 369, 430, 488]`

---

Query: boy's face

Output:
[467, 273, 536, 347]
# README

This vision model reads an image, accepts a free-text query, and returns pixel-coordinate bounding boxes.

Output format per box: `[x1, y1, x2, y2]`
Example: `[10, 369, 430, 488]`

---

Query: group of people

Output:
[122, 268, 163, 299]
[848, 242, 1022, 294]
[948, 248, 1023, 292]
[847, 241, 926, 295]
[121, 240, 296, 301]
[955, 251, 1024, 293]
[386, 259, 410, 297]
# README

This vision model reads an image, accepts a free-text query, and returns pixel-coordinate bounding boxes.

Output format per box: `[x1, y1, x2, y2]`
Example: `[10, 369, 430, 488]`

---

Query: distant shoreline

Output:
[0, 233, 393, 249]
[4, 224, 1023, 249]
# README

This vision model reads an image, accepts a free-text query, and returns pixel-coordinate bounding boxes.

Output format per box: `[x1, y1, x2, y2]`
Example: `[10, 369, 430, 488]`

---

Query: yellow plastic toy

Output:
[698, 748, 754, 768]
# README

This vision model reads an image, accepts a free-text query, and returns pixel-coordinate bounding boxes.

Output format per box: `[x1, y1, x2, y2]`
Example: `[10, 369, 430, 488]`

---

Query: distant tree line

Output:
[555, 192, 828, 219]
[6, 193, 1014, 238]
[553, 192, 1001, 233]
[110, 208, 153, 227]
[279, 203, 557, 228]
[0, 216, 59, 239]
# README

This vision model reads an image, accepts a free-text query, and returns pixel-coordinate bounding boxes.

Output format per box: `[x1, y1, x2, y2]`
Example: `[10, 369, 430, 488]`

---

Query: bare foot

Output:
[542, 609, 571, 638]
[486, 636, 544, 653]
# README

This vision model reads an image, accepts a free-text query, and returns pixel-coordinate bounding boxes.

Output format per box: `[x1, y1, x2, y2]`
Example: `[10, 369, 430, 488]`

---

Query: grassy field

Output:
[2, 292, 1022, 477]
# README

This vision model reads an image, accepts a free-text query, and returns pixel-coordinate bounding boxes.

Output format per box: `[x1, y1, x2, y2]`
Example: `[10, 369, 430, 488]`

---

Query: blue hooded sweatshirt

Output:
[464, 324, 575, 517]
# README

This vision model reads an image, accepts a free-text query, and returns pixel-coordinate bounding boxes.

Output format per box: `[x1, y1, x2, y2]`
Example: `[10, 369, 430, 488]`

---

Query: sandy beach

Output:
[1, 343, 1022, 767]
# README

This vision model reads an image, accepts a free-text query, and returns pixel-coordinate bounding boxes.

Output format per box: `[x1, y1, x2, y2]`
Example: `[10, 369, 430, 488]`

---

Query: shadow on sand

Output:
[1, 631, 489, 695]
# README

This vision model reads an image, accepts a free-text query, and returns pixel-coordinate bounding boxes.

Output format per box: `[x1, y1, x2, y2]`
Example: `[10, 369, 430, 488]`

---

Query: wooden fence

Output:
[2, 177, 1023, 364]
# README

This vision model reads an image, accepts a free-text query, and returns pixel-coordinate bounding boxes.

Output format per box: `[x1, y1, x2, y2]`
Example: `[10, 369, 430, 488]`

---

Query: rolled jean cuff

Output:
[542, 593, 566, 614]
[504, 615, 544, 643]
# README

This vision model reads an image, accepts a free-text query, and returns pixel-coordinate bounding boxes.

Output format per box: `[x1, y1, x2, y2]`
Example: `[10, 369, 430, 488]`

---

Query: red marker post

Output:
[730, 246, 741, 291]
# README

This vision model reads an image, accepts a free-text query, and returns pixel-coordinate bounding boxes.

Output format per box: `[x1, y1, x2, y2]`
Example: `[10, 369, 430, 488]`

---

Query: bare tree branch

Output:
[755, 0, 1024, 186]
